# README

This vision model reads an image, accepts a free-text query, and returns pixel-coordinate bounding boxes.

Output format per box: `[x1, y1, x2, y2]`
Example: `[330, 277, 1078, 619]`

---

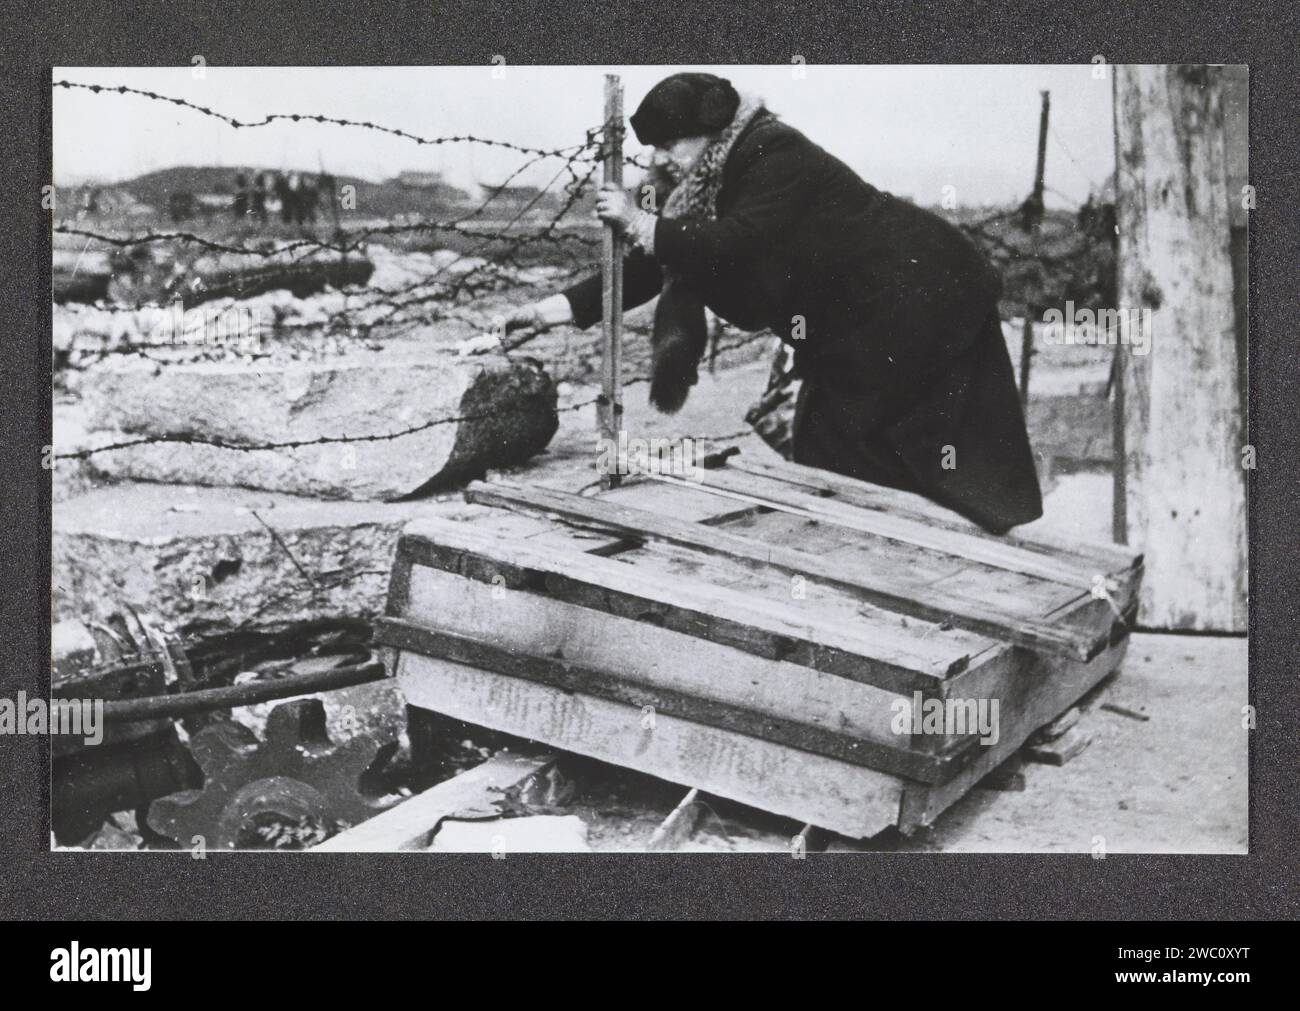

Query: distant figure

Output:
[233, 172, 250, 219]
[296, 174, 319, 224]
[252, 171, 273, 223]
[274, 171, 318, 225]
[167, 192, 197, 223]
[317, 171, 337, 227]
[276, 172, 296, 224]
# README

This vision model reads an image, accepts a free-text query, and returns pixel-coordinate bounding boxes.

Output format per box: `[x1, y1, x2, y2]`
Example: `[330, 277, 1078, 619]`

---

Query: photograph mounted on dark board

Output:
[46, 62, 1248, 859]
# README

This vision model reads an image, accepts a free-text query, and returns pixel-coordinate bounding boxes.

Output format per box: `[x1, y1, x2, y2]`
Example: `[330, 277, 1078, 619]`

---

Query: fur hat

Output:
[630, 73, 741, 147]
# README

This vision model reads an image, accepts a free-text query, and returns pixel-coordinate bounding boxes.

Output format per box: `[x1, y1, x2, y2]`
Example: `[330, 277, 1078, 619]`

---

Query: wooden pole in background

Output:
[1113, 65, 1246, 631]
[1018, 91, 1050, 407]
[1030, 90, 1050, 229]
[599, 74, 625, 490]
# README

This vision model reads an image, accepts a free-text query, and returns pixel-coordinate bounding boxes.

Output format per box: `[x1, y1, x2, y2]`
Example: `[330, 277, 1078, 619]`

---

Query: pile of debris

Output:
[50, 238, 581, 849]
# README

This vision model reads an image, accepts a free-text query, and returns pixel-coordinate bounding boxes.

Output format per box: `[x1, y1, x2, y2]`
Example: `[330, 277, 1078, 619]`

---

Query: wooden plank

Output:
[648, 466, 1102, 589]
[918, 562, 1078, 621]
[312, 751, 554, 852]
[394, 559, 931, 752]
[397, 650, 906, 839]
[716, 510, 1085, 623]
[396, 517, 981, 694]
[1034, 706, 1081, 740]
[431, 488, 1099, 658]
[598, 73, 625, 490]
[623, 538, 999, 676]
[1025, 726, 1093, 766]
[898, 637, 1127, 831]
[383, 545, 414, 615]
[728, 454, 1140, 574]
[377, 617, 970, 784]
[465, 481, 1111, 661]
[683, 484, 1139, 623]
[711, 505, 1041, 613]
[603, 478, 765, 526]
[399, 546, 1014, 762]
[646, 788, 703, 851]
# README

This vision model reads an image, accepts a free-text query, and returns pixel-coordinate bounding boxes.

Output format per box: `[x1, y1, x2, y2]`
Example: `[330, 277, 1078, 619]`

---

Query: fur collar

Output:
[660, 93, 767, 222]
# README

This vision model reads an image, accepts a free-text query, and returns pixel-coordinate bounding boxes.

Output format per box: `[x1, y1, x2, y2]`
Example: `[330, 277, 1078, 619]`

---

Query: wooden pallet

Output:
[379, 455, 1141, 838]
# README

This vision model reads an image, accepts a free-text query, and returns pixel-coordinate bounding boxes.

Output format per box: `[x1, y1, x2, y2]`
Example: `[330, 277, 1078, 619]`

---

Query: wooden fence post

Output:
[598, 74, 625, 490]
[1113, 64, 1247, 630]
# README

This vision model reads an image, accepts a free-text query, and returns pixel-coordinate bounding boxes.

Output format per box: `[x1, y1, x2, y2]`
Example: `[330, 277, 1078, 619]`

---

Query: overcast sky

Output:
[53, 64, 1118, 208]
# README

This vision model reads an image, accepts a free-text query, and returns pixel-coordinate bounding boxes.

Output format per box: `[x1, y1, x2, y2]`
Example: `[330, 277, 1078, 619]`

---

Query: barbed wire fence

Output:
[51, 77, 1118, 668]
[53, 78, 1114, 467]
[53, 81, 626, 457]
[54, 85, 609, 337]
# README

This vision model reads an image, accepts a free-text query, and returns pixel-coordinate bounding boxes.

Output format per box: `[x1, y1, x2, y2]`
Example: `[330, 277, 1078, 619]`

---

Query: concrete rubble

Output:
[52, 482, 474, 632]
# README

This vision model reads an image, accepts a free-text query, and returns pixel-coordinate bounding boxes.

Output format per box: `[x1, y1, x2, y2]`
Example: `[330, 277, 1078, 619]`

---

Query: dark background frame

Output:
[2, 0, 1295, 920]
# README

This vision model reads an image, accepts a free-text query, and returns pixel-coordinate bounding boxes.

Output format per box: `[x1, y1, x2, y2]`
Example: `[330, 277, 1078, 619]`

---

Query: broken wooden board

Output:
[382, 459, 1141, 838]
[647, 788, 703, 851]
[313, 750, 554, 852]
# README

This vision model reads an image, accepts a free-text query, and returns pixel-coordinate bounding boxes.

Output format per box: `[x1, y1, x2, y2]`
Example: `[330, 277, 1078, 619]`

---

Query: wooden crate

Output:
[379, 456, 1141, 838]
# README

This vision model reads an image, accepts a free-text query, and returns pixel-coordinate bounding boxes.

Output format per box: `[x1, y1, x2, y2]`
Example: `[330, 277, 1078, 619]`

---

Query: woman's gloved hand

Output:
[594, 183, 635, 229]
[503, 293, 574, 333]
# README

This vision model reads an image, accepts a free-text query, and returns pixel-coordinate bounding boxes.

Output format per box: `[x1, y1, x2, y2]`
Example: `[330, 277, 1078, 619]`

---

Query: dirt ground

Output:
[822, 632, 1247, 854]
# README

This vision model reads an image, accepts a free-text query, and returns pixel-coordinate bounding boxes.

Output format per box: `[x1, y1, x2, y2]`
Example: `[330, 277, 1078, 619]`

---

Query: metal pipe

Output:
[102, 660, 387, 723]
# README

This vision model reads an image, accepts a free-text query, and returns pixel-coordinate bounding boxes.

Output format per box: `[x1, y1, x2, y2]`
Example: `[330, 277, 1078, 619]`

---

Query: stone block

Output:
[80, 353, 558, 499]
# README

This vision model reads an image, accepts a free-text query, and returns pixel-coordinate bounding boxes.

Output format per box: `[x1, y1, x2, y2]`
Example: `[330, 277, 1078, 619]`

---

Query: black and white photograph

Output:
[42, 60, 1252, 858]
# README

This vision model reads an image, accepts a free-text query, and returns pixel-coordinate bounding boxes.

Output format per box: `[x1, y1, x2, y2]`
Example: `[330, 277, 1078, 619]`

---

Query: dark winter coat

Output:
[563, 111, 1042, 533]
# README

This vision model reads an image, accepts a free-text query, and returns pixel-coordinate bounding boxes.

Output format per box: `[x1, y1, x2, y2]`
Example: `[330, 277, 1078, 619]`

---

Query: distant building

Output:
[396, 171, 444, 188]
[483, 183, 568, 217]
[395, 172, 470, 205]
[65, 185, 152, 217]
